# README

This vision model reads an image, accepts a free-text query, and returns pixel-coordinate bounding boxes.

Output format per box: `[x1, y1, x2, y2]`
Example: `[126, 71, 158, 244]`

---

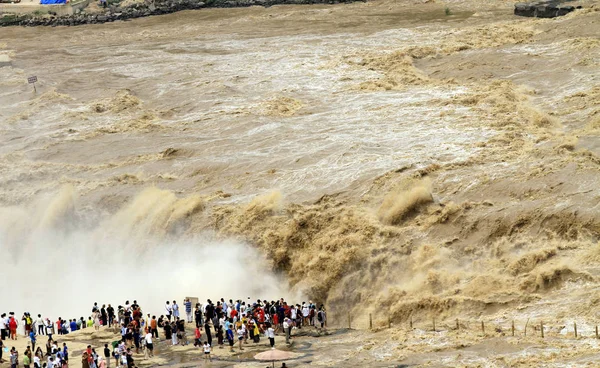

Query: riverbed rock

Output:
[514, 1, 579, 18]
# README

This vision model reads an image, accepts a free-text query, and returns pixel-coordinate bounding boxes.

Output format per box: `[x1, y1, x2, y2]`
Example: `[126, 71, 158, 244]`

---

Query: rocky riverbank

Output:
[514, 0, 581, 17]
[0, 0, 363, 27]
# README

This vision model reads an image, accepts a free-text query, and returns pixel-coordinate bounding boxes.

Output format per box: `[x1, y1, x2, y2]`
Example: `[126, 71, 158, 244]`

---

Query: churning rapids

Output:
[1, 0, 600, 365]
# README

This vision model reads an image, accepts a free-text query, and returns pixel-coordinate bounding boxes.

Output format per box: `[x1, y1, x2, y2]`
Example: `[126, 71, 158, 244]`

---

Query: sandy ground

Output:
[6, 321, 600, 367]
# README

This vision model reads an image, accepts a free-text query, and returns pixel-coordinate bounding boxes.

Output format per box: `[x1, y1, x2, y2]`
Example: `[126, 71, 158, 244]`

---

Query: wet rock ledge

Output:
[0, 0, 364, 27]
[514, 1, 581, 18]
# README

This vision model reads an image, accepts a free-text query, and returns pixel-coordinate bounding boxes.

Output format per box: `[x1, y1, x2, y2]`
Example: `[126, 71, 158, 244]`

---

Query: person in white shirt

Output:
[118, 342, 125, 356]
[283, 318, 291, 344]
[165, 301, 172, 321]
[222, 299, 228, 314]
[218, 316, 225, 330]
[35, 315, 44, 335]
[236, 327, 244, 351]
[267, 326, 275, 349]
[51, 342, 58, 355]
[45, 319, 53, 336]
[34, 355, 41, 368]
[302, 304, 309, 326]
[0, 314, 6, 340]
[144, 332, 153, 357]
[203, 342, 211, 361]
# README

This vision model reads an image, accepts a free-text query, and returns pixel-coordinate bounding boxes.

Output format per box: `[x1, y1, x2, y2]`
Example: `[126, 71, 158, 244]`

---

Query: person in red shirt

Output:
[273, 313, 279, 332]
[8, 315, 18, 340]
[193, 328, 202, 347]
[230, 309, 238, 321]
[86, 345, 94, 367]
[258, 308, 265, 322]
[283, 303, 290, 318]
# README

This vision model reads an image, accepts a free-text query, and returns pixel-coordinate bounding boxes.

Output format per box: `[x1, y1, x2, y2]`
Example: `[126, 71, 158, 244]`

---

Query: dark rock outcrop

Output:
[1, 0, 365, 27]
[514, 1, 580, 18]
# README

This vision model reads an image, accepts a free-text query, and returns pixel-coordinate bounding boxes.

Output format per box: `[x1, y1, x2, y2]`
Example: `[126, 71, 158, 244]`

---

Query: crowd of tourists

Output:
[0, 312, 70, 368]
[0, 297, 326, 367]
[154, 298, 327, 358]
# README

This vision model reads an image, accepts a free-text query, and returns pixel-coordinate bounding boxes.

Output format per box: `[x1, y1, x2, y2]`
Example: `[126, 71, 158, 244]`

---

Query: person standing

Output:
[124, 348, 133, 368]
[221, 299, 228, 316]
[193, 327, 201, 347]
[171, 301, 179, 320]
[23, 351, 31, 368]
[216, 325, 224, 349]
[150, 317, 158, 339]
[132, 328, 140, 354]
[23, 314, 33, 337]
[184, 299, 192, 323]
[290, 306, 297, 329]
[93, 312, 100, 332]
[202, 342, 211, 362]
[106, 306, 115, 328]
[85, 346, 93, 368]
[100, 306, 107, 327]
[170, 322, 178, 346]
[9, 313, 18, 340]
[267, 324, 275, 349]
[44, 319, 53, 337]
[194, 306, 202, 329]
[163, 320, 171, 345]
[103, 345, 110, 368]
[62, 343, 68, 367]
[33, 316, 43, 336]
[203, 322, 212, 347]
[236, 326, 244, 351]
[204, 301, 214, 323]
[302, 303, 309, 326]
[10, 347, 18, 368]
[226, 326, 234, 352]
[144, 331, 153, 358]
[317, 306, 326, 329]
[283, 318, 291, 345]
[29, 330, 36, 352]
[177, 319, 187, 346]
[164, 302, 172, 322]
[1, 313, 7, 341]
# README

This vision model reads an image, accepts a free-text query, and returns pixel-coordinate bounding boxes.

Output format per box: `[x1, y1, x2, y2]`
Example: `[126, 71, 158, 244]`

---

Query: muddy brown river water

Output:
[2, 0, 600, 365]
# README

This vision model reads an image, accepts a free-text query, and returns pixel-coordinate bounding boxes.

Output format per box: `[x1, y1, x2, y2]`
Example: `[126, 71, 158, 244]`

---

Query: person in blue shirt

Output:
[225, 325, 234, 352]
[184, 299, 192, 323]
[30, 330, 37, 351]
[63, 343, 69, 363]
[70, 319, 77, 332]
